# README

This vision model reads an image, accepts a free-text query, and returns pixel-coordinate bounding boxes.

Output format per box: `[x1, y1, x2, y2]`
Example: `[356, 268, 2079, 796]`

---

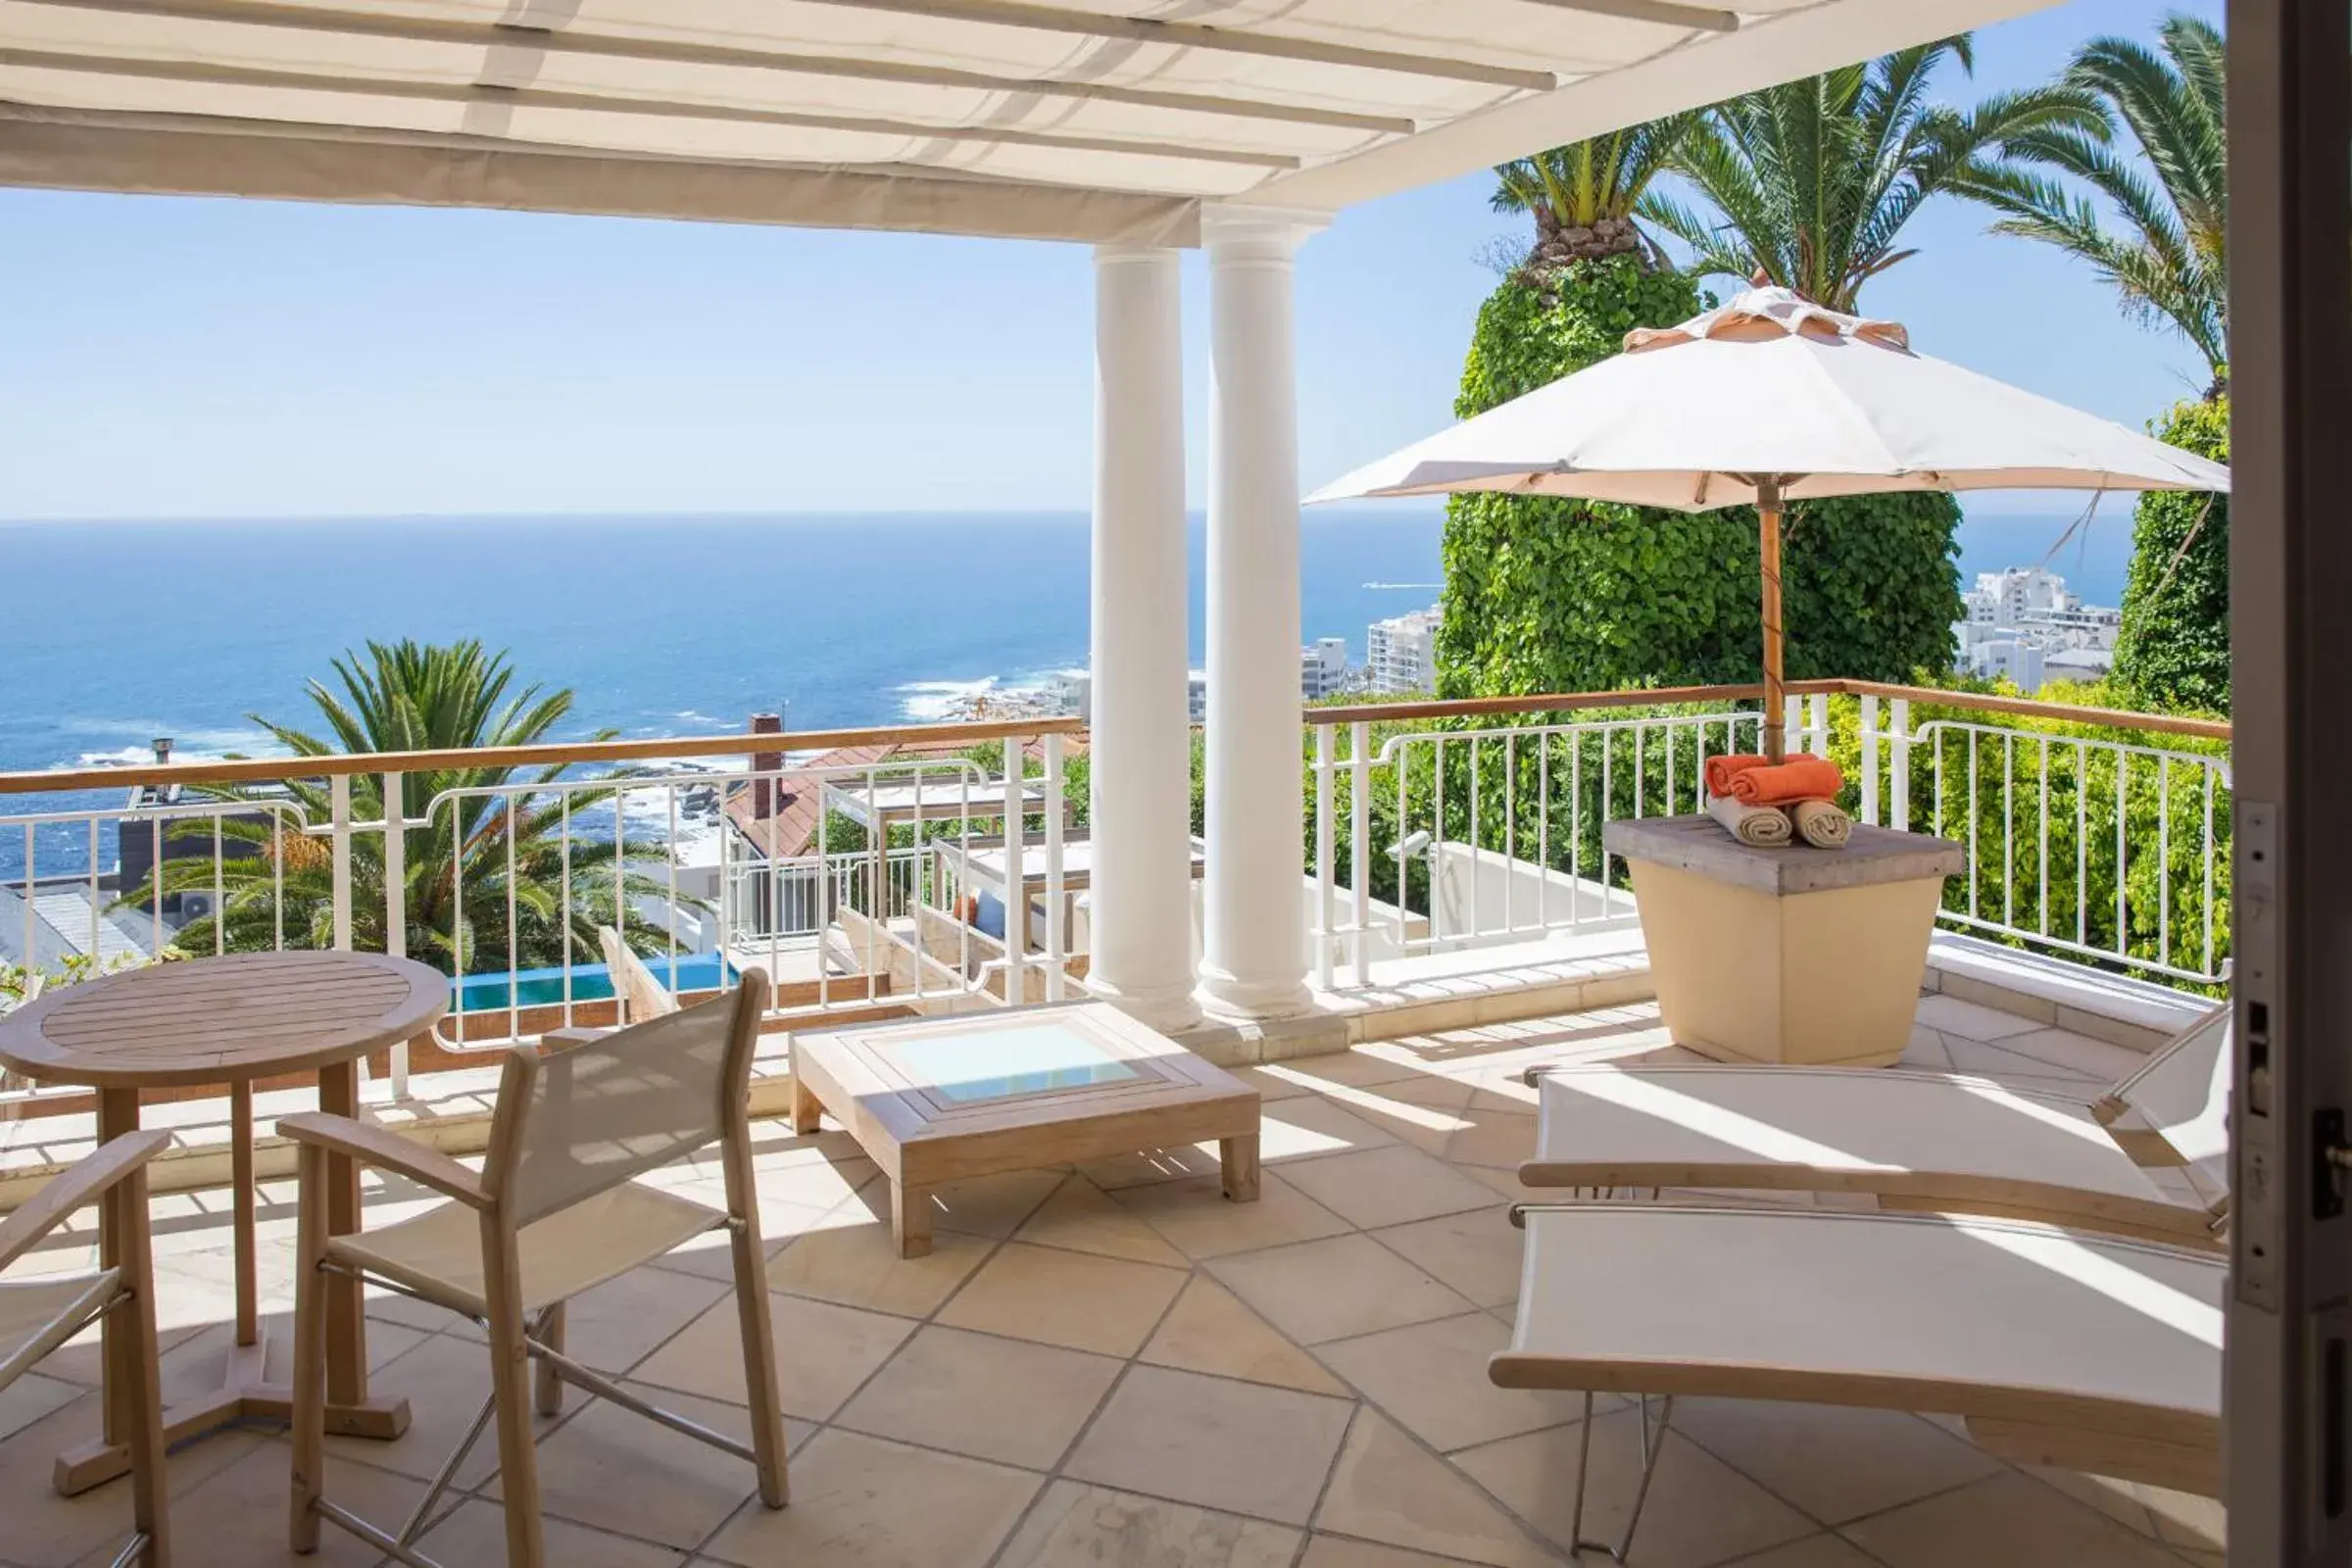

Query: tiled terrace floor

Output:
[2, 995, 2226, 1568]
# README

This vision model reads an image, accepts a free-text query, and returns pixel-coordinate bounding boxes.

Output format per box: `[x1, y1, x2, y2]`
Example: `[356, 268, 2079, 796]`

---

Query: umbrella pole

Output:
[1757, 477, 1786, 762]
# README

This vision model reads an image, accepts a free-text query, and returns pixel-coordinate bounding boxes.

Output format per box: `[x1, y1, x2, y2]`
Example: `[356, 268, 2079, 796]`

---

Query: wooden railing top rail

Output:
[0, 679, 2229, 800]
[1309, 678, 2232, 743]
[1309, 683, 1767, 726]
[0, 715, 1087, 797]
[1822, 680, 2232, 742]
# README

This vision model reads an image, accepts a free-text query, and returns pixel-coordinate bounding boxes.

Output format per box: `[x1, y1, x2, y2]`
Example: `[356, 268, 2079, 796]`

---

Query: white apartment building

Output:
[1367, 605, 1442, 695]
[1300, 637, 1350, 700]
[1952, 566, 2125, 694]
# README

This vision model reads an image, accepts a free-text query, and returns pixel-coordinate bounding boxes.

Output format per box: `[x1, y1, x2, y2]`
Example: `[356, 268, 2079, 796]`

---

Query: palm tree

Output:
[1642, 38, 2106, 311]
[1957, 15, 2228, 391]
[1490, 116, 1697, 273]
[128, 640, 680, 976]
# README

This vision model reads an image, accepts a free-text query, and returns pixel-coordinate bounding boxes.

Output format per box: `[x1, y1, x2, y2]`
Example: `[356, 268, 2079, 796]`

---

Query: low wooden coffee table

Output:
[790, 1003, 1260, 1256]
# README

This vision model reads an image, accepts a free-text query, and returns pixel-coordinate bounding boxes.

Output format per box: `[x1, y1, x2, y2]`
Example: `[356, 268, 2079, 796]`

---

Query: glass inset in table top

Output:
[884, 1021, 1143, 1104]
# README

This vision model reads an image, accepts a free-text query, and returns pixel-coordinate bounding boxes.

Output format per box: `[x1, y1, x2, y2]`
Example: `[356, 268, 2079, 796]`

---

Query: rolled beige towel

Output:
[1706, 792, 1793, 848]
[1788, 798, 1853, 850]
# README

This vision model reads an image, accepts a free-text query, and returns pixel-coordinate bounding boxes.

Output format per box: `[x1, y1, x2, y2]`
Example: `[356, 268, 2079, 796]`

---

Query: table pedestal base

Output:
[54, 1328, 411, 1495]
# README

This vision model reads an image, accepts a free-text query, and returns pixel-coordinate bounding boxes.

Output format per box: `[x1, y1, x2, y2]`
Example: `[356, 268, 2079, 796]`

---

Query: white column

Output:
[1200, 206, 1327, 1019]
[1085, 245, 1200, 1030]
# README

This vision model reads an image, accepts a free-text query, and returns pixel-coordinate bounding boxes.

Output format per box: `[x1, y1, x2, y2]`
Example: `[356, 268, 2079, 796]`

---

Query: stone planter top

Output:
[1604, 813, 1966, 897]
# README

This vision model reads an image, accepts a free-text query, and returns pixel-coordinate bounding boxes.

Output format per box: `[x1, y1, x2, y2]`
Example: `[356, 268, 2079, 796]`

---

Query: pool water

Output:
[451, 954, 734, 1012]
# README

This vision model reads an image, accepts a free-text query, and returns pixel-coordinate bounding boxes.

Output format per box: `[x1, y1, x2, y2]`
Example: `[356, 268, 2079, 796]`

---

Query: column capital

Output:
[1200, 203, 1331, 260]
[1093, 242, 1183, 269]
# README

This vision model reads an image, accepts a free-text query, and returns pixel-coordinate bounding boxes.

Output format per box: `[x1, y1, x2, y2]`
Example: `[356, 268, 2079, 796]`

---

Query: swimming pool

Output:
[450, 954, 734, 1012]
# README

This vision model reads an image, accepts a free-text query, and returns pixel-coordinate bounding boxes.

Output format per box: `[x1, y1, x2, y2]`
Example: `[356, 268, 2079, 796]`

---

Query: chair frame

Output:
[0, 1129, 172, 1568]
[281, 972, 786, 1568]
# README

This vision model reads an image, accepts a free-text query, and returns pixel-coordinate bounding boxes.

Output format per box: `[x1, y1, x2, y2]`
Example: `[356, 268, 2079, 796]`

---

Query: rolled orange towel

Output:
[1702, 753, 1771, 798]
[1725, 754, 1845, 807]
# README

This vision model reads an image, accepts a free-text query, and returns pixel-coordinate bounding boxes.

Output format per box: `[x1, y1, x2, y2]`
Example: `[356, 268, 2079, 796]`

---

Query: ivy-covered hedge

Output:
[1437, 258, 1964, 697]
[2114, 394, 2230, 714]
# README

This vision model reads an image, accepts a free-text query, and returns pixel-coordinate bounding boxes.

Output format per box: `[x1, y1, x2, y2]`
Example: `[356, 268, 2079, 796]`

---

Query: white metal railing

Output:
[0, 724, 1073, 1108]
[1308, 685, 2231, 991]
[1310, 704, 1762, 986]
[1857, 694, 2232, 985]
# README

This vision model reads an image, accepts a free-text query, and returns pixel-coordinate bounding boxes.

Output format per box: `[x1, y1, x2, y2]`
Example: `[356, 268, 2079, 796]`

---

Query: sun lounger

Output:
[1519, 1004, 2230, 1247]
[1492, 1202, 2223, 1558]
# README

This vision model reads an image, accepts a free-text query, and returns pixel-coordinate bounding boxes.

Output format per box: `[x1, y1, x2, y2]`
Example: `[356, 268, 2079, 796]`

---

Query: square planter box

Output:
[1605, 814, 1966, 1068]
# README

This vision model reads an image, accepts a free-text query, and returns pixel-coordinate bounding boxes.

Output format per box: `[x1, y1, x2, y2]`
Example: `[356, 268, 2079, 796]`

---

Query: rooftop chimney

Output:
[750, 712, 784, 818]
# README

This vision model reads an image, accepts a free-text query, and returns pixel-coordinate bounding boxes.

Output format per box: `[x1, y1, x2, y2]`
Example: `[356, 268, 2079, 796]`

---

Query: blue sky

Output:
[0, 0, 2217, 522]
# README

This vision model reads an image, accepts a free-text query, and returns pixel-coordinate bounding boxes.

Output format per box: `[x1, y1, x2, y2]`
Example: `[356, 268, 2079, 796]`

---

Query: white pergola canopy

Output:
[0, 0, 2055, 243]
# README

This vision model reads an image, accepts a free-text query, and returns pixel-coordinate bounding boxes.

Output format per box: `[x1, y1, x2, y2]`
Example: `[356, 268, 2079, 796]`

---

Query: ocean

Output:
[0, 505, 2131, 876]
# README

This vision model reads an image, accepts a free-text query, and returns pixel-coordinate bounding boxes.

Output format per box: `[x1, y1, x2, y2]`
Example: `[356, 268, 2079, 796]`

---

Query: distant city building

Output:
[1300, 637, 1350, 700]
[1367, 605, 1442, 695]
[1187, 669, 1208, 723]
[1047, 669, 1092, 723]
[1952, 567, 2120, 695]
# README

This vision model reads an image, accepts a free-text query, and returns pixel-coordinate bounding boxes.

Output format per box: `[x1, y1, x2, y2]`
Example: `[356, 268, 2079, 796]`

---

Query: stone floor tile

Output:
[328, 1329, 525, 1488]
[1228, 1064, 1321, 1102]
[1898, 1025, 1954, 1070]
[936, 1242, 1185, 1357]
[1914, 995, 2049, 1044]
[997, 1480, 1299, 1568]
[1714, 1537, 1883, 1567]
[652, 1199, 840, 1285]
[1317, 1312, 1585, 1453]
[1209, 1234, 1474, 1346]
[1111, 1172, 1353, 1261]
[1264, 1051, 1433, 1091]
[1010, 1175, 1189, 1267]
[1074, 1142, 1227, 1191]
[1840, 1472, 2192, 1567]
[1452, 1409, 1815, 1568]
[922, 1168, 1067, 1240]
[702, 1427, 1040, 1568]
[632, 1289, 912, 1421]
[762, 1200, 994, 1317]
[0, 1394, 263, 1568]
[1259, 1097, 1403, 1164]
[1311, 1408, 1556, 1568]
[1287, 1079, 1475, 1156]
[552, 1263, 733, 1374]
[492, 1382, 767, 1550]
[1440, 1110, 1542, 1172]
[833, 1324, 1121, 1469]
[1992, 1027, 2151, 1084]
[1369, 1211, 1526, 1310]
[170, 1442, 427, 1568]
[1062, 1365, 1353, 1527]
[404, 1495, 688, 1567]
[1279, 1146, 1509, 1230]
[1137, 1276, 1349, 1396]
[1297, 1537, 1506, 1568]
[1669, 1399, 2002, 1525]
[1940, 1037, 2105, 1086]
[0, 1368, 80, 1443]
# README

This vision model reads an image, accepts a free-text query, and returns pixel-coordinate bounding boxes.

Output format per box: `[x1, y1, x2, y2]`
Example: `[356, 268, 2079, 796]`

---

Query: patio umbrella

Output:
[1306, 285, 2230, 760]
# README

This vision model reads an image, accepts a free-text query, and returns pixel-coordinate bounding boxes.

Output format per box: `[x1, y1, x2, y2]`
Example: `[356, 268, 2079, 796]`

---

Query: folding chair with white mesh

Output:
[278, 971, 786, 1568]
[0, 1130, 172, 1568]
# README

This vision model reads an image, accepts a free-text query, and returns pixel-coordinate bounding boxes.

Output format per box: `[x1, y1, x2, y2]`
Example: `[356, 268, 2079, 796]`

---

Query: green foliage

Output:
[1959, 15, 2228, 386]
[120, 639, 678, 977]
[2113, 395, 2230, 714]
[1643, 37, 2104, 310]
[1439, 266, 1963, 698]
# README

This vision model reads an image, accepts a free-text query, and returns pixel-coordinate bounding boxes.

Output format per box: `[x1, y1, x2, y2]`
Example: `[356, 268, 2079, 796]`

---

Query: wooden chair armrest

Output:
[275, 1112, 490, 1209]
[0, 1130, 171, 1269]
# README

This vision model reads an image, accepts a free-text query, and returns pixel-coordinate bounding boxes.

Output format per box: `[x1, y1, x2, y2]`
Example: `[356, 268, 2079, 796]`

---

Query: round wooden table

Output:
[0, 950, 448, 1494]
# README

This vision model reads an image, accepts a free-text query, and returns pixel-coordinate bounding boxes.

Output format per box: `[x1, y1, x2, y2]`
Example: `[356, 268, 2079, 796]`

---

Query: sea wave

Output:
[895, 678, 999, 721]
